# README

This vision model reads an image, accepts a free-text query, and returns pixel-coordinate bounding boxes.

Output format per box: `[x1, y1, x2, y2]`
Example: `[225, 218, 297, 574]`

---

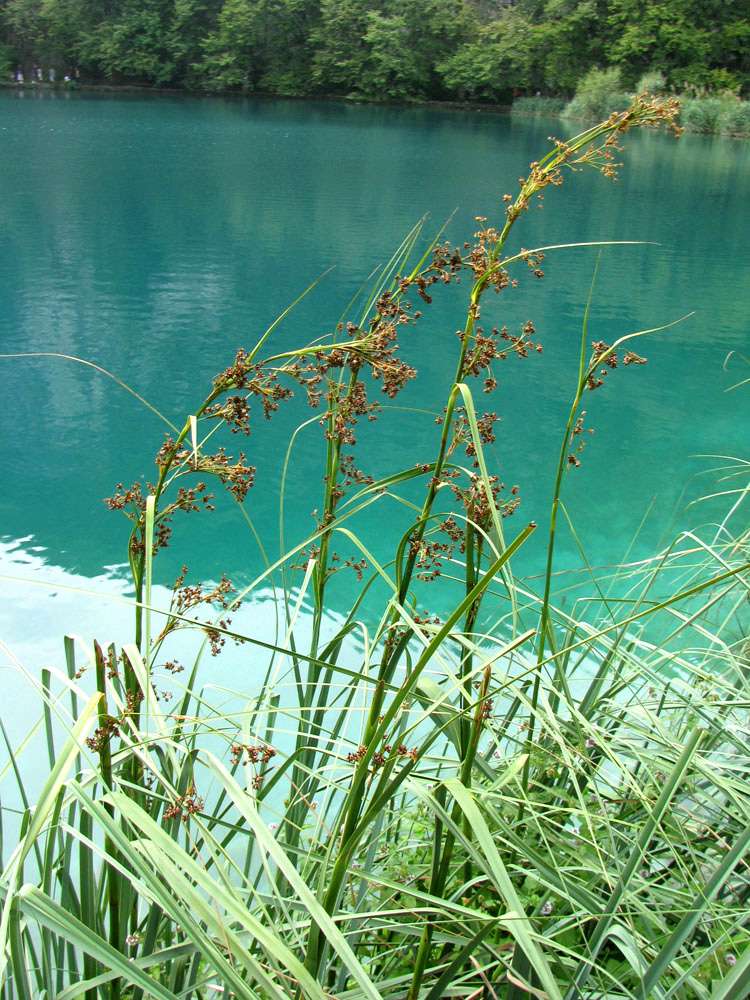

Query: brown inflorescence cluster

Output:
[155, 566, 245, 656]
[85, 688, 143, 754]
[346, 740, 419, 770]
[163, 783, 204, 821]
[105, 97, 676, 641]
[229, 742, 277, 789]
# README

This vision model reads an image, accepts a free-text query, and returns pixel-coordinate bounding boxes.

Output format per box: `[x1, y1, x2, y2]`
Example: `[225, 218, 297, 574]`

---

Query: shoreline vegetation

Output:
[2, 94, 749, 998]
[512, 69, 750, 138]
[4, 75, 750, 140]
[3, 0, 750, 137]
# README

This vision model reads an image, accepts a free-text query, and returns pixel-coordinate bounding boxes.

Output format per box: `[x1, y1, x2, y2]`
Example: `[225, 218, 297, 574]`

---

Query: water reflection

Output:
[0, 534, 355, 687]
[1, 92, 748, 663]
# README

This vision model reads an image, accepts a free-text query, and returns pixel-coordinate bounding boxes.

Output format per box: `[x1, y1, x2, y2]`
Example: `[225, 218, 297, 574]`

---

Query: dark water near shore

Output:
[1, 91, 749, 677]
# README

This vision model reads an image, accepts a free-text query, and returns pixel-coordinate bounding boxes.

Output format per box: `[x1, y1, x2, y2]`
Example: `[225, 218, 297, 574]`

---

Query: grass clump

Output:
[511, 96, 568, 118]
[680, 89, 750, 137]
[2, 93, 749, 999]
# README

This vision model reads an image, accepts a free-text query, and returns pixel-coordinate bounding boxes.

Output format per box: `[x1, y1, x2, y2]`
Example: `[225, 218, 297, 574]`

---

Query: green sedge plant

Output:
[2, 92, 749, 1000]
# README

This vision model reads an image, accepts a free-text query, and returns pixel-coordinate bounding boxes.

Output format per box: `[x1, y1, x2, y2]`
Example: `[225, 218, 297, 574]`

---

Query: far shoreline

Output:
[3, 81, 748, 139]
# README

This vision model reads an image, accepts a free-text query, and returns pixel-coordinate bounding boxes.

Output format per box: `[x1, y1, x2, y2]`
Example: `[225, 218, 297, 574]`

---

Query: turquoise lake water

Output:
[0, 90, 749, 681]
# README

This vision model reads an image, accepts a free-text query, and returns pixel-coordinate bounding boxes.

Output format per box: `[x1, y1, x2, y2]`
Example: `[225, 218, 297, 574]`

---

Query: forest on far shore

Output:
[2, 0, 749, 104]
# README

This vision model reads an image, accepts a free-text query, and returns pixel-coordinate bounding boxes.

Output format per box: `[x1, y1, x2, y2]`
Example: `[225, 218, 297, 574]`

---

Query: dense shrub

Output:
[563, 67, 633, 120]
[636, 69, 667, 94]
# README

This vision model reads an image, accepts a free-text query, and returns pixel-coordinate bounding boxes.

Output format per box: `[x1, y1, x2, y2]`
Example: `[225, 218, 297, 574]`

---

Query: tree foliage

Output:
[1, 0, 748, 99]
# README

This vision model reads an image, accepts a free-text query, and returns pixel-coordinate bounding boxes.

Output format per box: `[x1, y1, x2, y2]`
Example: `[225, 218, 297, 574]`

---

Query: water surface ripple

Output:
[1, 92, 748, 668]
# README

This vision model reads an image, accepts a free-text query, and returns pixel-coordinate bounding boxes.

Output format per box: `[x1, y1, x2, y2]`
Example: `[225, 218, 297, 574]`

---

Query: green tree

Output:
[536, 0, 608, 93]
[607, 0, 750, 90]
[197, 0, 321, 95]
[312, 0, 469, 100]
[403, 0, 470, 99]
[2, 0, 47, 64]
[252, 0, 321, 96]
[438, 9, 541, 102]
[40, 0, 94, 70]
[363, 0, 468, 101]
[199, 0, 258, 91]
[360, 9, 426, 99]
[167, 0, 224, 88]
[88, 0, 178, 84]
[309, 0, 370, 94]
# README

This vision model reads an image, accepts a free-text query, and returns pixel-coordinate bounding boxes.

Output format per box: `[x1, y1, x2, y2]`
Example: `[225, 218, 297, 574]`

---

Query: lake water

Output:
[1, 90, 749, 688]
